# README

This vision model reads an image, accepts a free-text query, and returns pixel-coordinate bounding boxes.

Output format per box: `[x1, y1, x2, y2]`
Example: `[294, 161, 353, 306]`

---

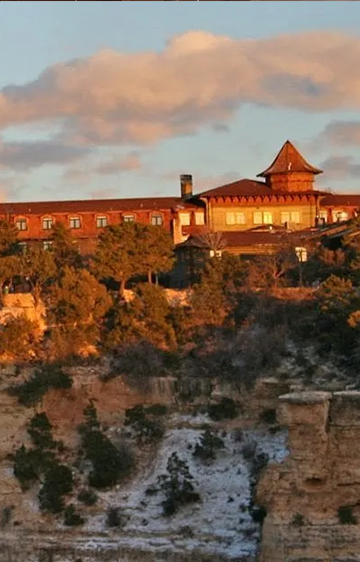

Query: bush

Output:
[27, 413, 57, 450]
[0, 315, 40, 361]
[8, 365, 72, 407]
[193, 429, 225, 462]
[64, 504, 84, 526]
[79, 404, 135, 489]
[77, 489, 98, 506]
[106, 506, 124, 528]
[207, 397, 238, 421]
[291, 513, 305, 527]
[0, 506, 13, 529]
[157, 452, 200, 516]
[259, 409, 277, 425]
[338, 505, 358, 525]
[124, 405, 165, 444]
[38, 463, 73, 514]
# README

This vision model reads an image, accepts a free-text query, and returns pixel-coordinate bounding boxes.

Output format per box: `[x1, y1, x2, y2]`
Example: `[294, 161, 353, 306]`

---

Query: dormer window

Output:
[69, 217, 81, 229]
[15, 218, 27, 231]
[42, 217, 54, 230]
[96, 216, 108, 228]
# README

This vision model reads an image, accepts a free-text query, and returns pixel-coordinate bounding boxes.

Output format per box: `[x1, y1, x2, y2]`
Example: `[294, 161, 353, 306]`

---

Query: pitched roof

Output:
[257, 140, 323, 177]
[0, 197, 201, 216]
[178, 228, 307, 250]
[320, 193, 360, 207]
[198, 178, 323, 199]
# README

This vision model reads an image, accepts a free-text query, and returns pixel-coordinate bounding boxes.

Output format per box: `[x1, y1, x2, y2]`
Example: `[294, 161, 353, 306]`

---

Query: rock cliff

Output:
[258, 390, 360, 562]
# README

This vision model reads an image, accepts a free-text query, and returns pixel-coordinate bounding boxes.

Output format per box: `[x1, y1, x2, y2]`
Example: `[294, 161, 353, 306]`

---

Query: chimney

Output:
[180, 174, 193, 200]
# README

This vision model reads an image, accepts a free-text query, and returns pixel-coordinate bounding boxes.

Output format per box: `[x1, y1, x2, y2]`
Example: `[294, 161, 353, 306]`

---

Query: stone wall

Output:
[258, 390, 360, 562]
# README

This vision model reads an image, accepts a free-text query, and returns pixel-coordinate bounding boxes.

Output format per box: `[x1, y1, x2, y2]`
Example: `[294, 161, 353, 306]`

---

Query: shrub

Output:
[77, 489, 98, 506]
[124, 404, 165, 444]
[79, 404, 135, 489]
[193, 429, 225, 462]
[38, 463, 73, 514]
[27, 413, 57, 450]
[106, 506, 124, 528]
[0, 315, 40, 361]
[259, 409, 277, 425]
[8, 365, 72, 407]
[64, 504, 84, 526]
[157, 452, 200, 516]
[0, 506, 13, 529]
[338, 505, 358, 525]
[291, 513, 305, 527]
[207, 397, 238, 421]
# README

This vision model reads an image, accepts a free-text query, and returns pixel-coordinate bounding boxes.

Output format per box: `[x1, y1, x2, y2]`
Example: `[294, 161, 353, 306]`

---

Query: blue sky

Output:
[0, 1, 360, 202]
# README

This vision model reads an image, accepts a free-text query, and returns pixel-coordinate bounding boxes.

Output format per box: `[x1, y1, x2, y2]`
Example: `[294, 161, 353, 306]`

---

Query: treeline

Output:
[1, 216, 360, 379]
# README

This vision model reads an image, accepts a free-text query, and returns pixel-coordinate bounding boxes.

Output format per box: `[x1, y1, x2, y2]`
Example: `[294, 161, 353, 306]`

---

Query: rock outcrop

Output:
[258, 390, 360, 562]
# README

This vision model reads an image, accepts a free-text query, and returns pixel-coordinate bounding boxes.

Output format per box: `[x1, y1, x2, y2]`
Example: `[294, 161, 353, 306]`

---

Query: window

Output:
[253, 212, 263, 225]
[69, 217, 81, 229]
[226, 212, 246, 226]
[333, 210, 348, 222]
[291, 211, 300, 224]
[226, 212, 236, 226]
[195, 212, 205, 226]
[179, 213, 190, 226]
[319, 210, 328, 222]
[209, 249, 222, 258]
[151, 214, 163, 226]
[123, 214, 135, 223]
[96, 216, 108, 228]
[281, 212, 290, 224]
[42, 217, 53, 230]
[15, 218, 27, 231]
[263, 211, 273, 224]
[43, 240, 53, 251]
[18, 241, 27, 253]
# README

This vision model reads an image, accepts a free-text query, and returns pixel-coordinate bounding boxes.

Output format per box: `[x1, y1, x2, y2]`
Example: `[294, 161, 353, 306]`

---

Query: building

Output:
[0, 140, 359, 263]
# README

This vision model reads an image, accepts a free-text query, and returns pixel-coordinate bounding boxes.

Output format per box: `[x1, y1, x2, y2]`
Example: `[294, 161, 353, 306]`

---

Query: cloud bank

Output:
[0, 29, 359, 158]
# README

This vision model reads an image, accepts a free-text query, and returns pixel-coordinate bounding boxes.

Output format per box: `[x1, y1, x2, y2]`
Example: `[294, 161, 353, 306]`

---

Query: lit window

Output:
[333, 210, 348, 222]
[96, 216, 108, 228]
[151, 214, 163, 226]
[235, 212, 245, 224]
[253, 212, 262, 225]
[123, 215, 135, 223]
[18, 241, 27, 253]
[69, 217, 81, 229]
[16, 218, 27, 231]
[42, 217, 53, 230]
[319, 210, 328, 223]
[226, 212, 235, 225]
[179, 213, 190, 226]
[281, 212, 290, 224]
[195, 212, 205, 226]
[263, 212, 273, 224]
[209, 249, 222, 258]
[291, 211, 300, 224]
[43, 240, 53, 251]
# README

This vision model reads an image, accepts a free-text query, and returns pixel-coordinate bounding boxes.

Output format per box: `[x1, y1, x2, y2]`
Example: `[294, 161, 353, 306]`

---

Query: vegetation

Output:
[9, 365, 72, 407]
[157, 452, 200, 516]
[124, 404, 165, 444]
[338, 505, 358, 525]
[193, 429, 225, 462]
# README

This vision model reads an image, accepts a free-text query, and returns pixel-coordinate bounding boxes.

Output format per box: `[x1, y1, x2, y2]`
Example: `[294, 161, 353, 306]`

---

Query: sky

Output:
[1, 1, 360, 203]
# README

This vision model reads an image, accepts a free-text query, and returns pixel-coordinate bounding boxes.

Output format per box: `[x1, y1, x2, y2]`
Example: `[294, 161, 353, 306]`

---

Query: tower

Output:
[257, 140, 322, 192]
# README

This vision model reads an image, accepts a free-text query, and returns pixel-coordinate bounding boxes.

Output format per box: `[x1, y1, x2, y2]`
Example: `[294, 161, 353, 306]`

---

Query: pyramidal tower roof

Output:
[257, 140, 323, 178]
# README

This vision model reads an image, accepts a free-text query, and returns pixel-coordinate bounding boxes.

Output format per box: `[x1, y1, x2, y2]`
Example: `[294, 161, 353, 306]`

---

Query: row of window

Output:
[15, 213, 166, 232]
[225, 211, 301, 226]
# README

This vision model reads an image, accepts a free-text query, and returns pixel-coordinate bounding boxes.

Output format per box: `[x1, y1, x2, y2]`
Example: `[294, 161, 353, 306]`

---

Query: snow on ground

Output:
[83, 414, 288, 560]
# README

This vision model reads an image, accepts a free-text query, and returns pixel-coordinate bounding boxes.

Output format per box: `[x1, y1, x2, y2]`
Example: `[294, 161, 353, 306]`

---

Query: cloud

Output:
[320, 155, 360, 180]
[0, 29, 359, 149]
[318, 120, 360, 147]
[0, 140, 91, 171]
[96, 151, 141, 175]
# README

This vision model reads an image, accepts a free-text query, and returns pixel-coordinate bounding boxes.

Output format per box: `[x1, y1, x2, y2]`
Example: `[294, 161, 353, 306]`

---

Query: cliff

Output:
[258, 390, 360, 562]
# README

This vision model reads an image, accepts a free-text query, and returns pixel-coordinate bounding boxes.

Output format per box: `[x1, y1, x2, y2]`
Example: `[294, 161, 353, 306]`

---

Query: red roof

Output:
[178, 229, 307, 249]
[320, 194, 360, 208]
[257, 140, 322, 177]
[198, 178, 323, 199]
[0, 197, 201, 216]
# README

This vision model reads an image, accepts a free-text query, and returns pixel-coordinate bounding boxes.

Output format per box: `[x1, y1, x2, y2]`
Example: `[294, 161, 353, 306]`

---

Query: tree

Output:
[140, 225, 174, 283]
[48, 267, 111, 356]
[246, 247, 298, 290]
[19, 246, 57, 305]
[93, 223, 142, 295]
[0, 315, 40, 361]
[0, 220, 19, 257]
[50, 223, 83, 270]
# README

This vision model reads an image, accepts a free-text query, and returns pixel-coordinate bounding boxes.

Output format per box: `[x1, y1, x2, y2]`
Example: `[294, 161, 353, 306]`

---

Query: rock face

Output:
[258, 390, 360, 562]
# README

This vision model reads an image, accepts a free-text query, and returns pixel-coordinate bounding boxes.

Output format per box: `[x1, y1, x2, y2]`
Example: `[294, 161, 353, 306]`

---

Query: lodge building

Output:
[0, 140, 359, 259]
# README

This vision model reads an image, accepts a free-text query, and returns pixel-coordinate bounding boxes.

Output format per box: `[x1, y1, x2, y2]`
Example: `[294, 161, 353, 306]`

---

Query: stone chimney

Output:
[180, 174, 193, 200]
